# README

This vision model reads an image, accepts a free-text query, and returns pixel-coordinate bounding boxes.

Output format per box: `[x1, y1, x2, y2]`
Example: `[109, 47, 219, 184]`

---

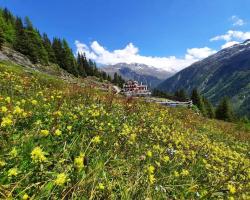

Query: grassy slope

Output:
[0, 61, 249, 199]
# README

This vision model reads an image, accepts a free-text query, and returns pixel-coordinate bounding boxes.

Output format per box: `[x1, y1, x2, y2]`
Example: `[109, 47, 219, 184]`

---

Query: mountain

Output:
[157, 40, 250, 117]
[102, 63, 174, 88]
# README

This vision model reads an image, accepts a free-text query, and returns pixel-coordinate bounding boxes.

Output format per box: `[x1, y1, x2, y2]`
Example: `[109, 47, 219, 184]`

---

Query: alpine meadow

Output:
[0, 2, 250, 200]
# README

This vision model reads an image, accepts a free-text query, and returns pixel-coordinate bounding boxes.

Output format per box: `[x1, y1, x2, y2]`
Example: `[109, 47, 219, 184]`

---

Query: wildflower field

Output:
[0, 61, 249, 199]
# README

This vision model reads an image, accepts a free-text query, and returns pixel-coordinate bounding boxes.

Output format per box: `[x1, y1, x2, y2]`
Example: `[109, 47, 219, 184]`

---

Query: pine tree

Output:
[0, 27, 4, 49]
[203, 97, 215, 118]
[216, 97, 234, 122]
[107, 75, 112, 82]
[24, 16, 33, 30]
[76, 53, 87, 77]
[14, 17, 48, 64]
[52, 38, 64, 67]
[0, 9, 16, 45]
[175, 89, 187, 101]
[62, 39, 78, 75]
[42, 33, 56, 63]
[14, 17, 29, 55]
[93, 62, 99, 76]
[191, 88, 206, 115]
[113, 72, 119, 84]
[82, 53, 90, 75]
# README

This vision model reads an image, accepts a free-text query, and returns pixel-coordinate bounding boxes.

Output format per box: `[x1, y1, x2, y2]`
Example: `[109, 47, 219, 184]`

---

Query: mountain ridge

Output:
[102, 63, 174, 88]
[157, 40, 250, 117]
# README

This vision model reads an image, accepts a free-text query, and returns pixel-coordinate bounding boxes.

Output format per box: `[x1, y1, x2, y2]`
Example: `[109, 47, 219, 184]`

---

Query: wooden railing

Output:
[146, 98, 193, 107]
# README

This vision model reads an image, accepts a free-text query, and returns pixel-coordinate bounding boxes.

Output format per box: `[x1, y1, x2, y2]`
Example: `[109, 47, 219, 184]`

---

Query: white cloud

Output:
[75, 40, 216, 72]
[231, 16, 245, 26]
[185, 47, 217, 60]
[221, 41, 240, 49]
[210, 30, 250, 42]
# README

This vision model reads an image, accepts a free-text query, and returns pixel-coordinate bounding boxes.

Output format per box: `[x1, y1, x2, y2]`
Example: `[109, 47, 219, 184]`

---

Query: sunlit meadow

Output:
[0, 62, 249, 199]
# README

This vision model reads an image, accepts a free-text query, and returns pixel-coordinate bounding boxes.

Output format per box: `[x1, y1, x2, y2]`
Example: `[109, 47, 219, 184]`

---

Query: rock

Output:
[0, 46, 34, 68]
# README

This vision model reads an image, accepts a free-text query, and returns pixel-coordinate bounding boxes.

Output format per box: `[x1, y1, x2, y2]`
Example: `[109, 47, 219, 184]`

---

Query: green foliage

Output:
[76, 53, 87, 77]
[203, 97, 215, 118]
[175, 89, 188, 101]
[0, 8, 16, 44]
[42, 33, 56, 63]
[0, 26, 4, 49]
[191, 88, 206, 115]
[13, 17, 28, 54]
[52, 38, 78, 76]
[25, 29, 49, 64]
[112, 72, 125, 87]
[216, 97, 234, 122]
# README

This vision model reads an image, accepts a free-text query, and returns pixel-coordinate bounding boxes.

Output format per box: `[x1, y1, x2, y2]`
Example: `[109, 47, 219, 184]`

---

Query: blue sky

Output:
[1, 0, 250, 71]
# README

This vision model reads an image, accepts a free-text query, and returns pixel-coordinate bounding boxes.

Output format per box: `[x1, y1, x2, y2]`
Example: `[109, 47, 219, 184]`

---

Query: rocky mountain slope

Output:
[0, 46, 115, 92]
[157, 40, 250, 116]
[102, 63, 174, 88]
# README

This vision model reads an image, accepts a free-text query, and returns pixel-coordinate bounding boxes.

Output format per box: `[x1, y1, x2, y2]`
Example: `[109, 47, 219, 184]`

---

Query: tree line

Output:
[0, 8, 125, 86]
[152, 88, 235, 122]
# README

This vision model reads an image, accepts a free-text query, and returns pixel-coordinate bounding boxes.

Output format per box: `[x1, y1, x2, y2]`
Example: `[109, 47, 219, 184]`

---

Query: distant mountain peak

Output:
[101, 63, 174, 88]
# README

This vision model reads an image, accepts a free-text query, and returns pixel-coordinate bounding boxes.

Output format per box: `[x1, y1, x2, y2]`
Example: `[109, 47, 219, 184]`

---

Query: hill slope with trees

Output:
[157, 40, 250, 117]
[0, 7, 125, 87]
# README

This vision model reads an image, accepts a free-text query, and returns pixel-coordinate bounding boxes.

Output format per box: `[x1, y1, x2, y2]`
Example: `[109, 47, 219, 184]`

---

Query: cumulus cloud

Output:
[231, 16, 245, 26]
[210, 30, 250, 49]
[210, 30, 250, 42]
[75, 40, 216, 72]
[221, 41, 240, 49]
[185, 47, 217, 60]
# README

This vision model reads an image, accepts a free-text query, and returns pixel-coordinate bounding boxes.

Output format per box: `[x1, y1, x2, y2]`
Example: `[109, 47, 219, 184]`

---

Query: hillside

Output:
[157, 40, 250, 117]
[102, 63, 174, 88]
[0, 61, 249, 199]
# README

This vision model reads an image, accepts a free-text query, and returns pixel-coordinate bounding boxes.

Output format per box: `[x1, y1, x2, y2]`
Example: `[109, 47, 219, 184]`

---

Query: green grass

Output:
[0, 62, 249, 199]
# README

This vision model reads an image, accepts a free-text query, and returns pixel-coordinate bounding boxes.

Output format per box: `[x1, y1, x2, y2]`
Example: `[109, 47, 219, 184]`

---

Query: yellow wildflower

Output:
[53, 111, 62, 117]
[228, 184, 236, 194]
[54, 129, 62, 136]
[148, 165, 155, 174]
[31, 100, 38, 105]
[5, 96, 11, 103]
[146, 150, 153, 157]
[0, 159, 6, 167]
[13, 106, 23, 114]
[31, 147, 47, 163]
[8, 167, 18, 177]
[40, 129, 49, 136]
[67, 126, 72, 131]
[149, 174, 156, 184]
[98, 183, 105, 190]
[22, 193, 29, 200]
[181, 169, 189, 176]
[22, 112, 28, 118]
[91, 136, 101, 144]
[1, 116, 13, 127]
[1, 106, 8, 113]
[174, 171, 179, 177]
[10, 147, 18, 158]
[54, 173, 68, 186]
[163, 155, 170, 162]
[74, 153, 85, 170]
